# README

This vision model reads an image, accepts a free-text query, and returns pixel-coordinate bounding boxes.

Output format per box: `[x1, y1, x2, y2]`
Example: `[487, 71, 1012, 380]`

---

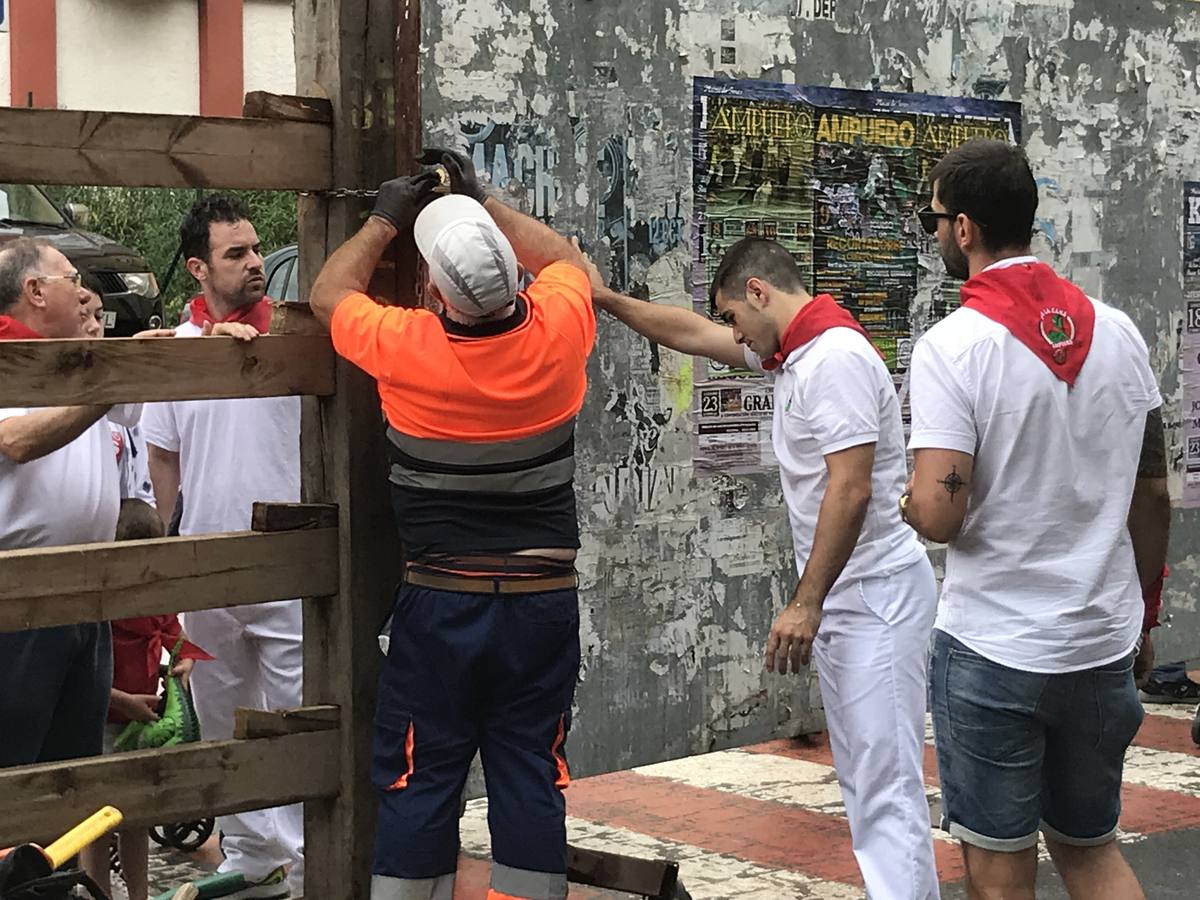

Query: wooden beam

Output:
[0, 530, 337, 633]
[233, 705, 340, 739]
[0, 731, 340, 849]
[0, 335, 335, 408]
[271, 301, 327, 336]
[296, 2, 412, 893]
[0, 107, 332, 191]
[251, 502, 339, 532]
[244, 91, 333, 124]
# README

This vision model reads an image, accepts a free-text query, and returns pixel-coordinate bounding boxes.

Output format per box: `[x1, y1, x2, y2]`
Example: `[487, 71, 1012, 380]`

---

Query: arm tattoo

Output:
[1138, 406, 1167, 479]
[938, 466, 966, 500]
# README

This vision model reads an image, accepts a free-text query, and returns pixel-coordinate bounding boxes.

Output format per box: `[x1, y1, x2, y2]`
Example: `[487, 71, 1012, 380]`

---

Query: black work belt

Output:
[404, 570, 578, 595]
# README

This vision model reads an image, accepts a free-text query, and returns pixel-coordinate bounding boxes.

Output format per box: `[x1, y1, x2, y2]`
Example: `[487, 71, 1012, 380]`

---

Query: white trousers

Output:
[812, 557, 940, 900]
[185, 599, 305, 894]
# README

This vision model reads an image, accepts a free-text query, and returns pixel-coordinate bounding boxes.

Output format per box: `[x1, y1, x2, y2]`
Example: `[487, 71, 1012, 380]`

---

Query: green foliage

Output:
[42, 186, 298, 320]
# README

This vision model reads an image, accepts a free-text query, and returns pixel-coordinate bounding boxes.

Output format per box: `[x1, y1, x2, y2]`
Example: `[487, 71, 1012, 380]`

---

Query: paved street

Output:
[135, 704, 1199, 899]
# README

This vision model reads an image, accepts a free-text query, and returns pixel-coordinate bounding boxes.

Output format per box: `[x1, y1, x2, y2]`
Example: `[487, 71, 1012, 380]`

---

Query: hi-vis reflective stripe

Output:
[490, 863, 567, 900]
[389, 457, 575, 493]
[387, 420, 575, 467]
[371, 873, 455, 900]
[551, 714, 570, 790]
[386, 721, 415, 791]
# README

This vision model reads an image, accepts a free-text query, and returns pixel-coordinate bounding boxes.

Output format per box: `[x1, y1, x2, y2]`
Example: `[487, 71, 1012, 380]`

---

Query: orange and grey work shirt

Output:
[329, 262, 595, 559]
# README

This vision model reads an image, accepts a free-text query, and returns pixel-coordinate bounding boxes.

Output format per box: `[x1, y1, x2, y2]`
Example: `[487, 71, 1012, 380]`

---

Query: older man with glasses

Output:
[0, 237, 143, 769]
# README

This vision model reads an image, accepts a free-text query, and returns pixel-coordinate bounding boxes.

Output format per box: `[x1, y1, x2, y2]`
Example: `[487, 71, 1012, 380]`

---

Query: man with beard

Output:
[903, 140, 1167, 900]
[590, 237, 940, 899]
[143, 196, 303, 900]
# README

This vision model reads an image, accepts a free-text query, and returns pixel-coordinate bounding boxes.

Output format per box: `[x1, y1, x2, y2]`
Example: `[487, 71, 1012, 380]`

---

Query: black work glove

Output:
[370, 171, 441, 232]
[419, 147, 487, 203]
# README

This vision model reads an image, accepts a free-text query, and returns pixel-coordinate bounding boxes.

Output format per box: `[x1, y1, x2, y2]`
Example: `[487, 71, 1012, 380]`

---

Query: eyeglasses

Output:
[916, 206, 955, 235]
[37, 271, 83, 287]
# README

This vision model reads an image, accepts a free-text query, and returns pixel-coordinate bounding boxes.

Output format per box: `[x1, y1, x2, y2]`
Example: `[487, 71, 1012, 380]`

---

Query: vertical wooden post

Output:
[294, 0, 419, 895]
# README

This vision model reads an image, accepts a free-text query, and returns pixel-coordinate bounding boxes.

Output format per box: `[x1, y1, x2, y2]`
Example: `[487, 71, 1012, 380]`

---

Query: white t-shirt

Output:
[141, 323, 301, 536]
[747, 328, 925, 588]
[909, 258, 1161, 673]
[110, 421, 157, 506]
[0, 409, 120, 549]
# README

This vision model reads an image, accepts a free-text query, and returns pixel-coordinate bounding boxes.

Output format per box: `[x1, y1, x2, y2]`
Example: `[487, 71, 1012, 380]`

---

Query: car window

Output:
[266, 258, 292, 301]
[285, 256, 300, 301]
[0, 185, 70, 226]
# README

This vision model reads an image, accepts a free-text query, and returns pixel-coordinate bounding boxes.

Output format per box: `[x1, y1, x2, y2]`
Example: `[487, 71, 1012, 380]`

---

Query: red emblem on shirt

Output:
[1038, 308, 1076, 365]
[111, 429, 124, 459]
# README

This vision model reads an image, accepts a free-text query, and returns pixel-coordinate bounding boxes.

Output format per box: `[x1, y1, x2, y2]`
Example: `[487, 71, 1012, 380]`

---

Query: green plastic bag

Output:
[114, 638, 202, 752]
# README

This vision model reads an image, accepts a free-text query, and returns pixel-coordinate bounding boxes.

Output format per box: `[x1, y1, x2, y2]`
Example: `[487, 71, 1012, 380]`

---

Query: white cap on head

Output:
[413, 195, 519, 317]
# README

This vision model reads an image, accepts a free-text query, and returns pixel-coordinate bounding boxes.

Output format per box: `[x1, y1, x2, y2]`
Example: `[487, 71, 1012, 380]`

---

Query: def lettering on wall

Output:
[0, 0, 7, 32]
[796, 0, 838, 19]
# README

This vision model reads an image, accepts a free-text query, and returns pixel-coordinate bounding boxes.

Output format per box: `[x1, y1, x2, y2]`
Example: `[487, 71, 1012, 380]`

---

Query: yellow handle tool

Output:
[43, 806, 123, 869]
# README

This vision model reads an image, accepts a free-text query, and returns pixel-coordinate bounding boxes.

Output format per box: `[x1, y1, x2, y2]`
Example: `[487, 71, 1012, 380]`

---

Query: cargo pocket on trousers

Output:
[372, 712, 415, 792]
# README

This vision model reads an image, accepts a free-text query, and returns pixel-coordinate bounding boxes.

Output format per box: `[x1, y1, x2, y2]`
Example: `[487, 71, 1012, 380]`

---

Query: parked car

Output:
[0, 183, 163, 335]
[264, 243, 300, 302]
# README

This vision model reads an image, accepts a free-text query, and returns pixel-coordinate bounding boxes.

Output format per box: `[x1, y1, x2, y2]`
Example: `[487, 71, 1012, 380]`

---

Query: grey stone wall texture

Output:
[419, 0, 1200, 776]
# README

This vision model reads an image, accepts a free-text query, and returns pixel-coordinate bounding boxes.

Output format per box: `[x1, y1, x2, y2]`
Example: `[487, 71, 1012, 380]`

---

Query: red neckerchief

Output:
[109, 616, 212, 720]
[187, 295, 273, 333]
[961, 261, 1095, 386]
[0, 315, 44, 340]
[762, 294, 878, 371]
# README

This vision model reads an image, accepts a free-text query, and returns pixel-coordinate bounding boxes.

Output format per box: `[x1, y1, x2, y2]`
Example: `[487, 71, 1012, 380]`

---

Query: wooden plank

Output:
[271, 300, 327, 336]
[0, 529, 337, 633]
[243, 91, 333, 124]
[251, 502, 339, 533]
[233, 705, 340, 739]
[296, 0, 410, 894]
[0, 731, 340, 848]
[0, 106, 332, 190]
[567, 845, 680, 898]
[0, 334, 335, 407]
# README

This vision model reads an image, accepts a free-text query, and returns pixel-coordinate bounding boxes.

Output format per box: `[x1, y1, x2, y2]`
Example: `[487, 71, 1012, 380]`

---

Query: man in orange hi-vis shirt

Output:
[310, 148, 595, 900]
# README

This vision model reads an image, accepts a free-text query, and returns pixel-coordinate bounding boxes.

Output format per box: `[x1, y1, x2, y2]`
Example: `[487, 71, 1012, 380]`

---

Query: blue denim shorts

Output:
[930, 630, 1143, 852]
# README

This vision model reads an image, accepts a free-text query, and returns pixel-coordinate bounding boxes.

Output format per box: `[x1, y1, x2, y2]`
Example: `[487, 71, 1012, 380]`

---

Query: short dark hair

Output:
[0, 238, 51, 314]
[709, 238, 805, 310]
[928, 139, 1037, 252]
[179, 194, 252, 263]
[115, 498, 165, 541]
[80, 270, 105, 298]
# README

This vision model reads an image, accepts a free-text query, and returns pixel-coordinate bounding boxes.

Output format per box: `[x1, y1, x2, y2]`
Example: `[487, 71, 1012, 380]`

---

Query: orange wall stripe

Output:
[9, 0, 57, 108]
[198, 0, 244, 116]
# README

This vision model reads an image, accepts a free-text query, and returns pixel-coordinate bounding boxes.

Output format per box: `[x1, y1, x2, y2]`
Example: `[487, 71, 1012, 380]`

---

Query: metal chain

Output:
[300, 188, 380, 199]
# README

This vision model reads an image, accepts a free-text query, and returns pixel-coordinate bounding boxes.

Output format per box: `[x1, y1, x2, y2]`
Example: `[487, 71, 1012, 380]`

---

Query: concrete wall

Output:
[420, 0, 1200, 776]
[244, 0, 296, 97]
[59, 0, 200, 114]
[0, 0, 296, 113]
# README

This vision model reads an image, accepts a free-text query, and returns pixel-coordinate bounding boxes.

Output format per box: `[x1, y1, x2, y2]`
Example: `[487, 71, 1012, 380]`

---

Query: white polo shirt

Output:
[141, 322, 301, 536]
[0, 410, 120, 550]
[747, 328, 925, 589]
[909, 257, 1161, 673]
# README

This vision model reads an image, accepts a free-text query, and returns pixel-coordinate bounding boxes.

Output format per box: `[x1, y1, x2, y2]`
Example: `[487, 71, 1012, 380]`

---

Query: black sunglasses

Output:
[916, 205, 955, 235]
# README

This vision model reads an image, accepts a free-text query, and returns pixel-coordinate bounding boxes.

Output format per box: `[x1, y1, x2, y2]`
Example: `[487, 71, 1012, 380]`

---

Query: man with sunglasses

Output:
[588, 237, 940, 899]
[902, 140, 1165, 899]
